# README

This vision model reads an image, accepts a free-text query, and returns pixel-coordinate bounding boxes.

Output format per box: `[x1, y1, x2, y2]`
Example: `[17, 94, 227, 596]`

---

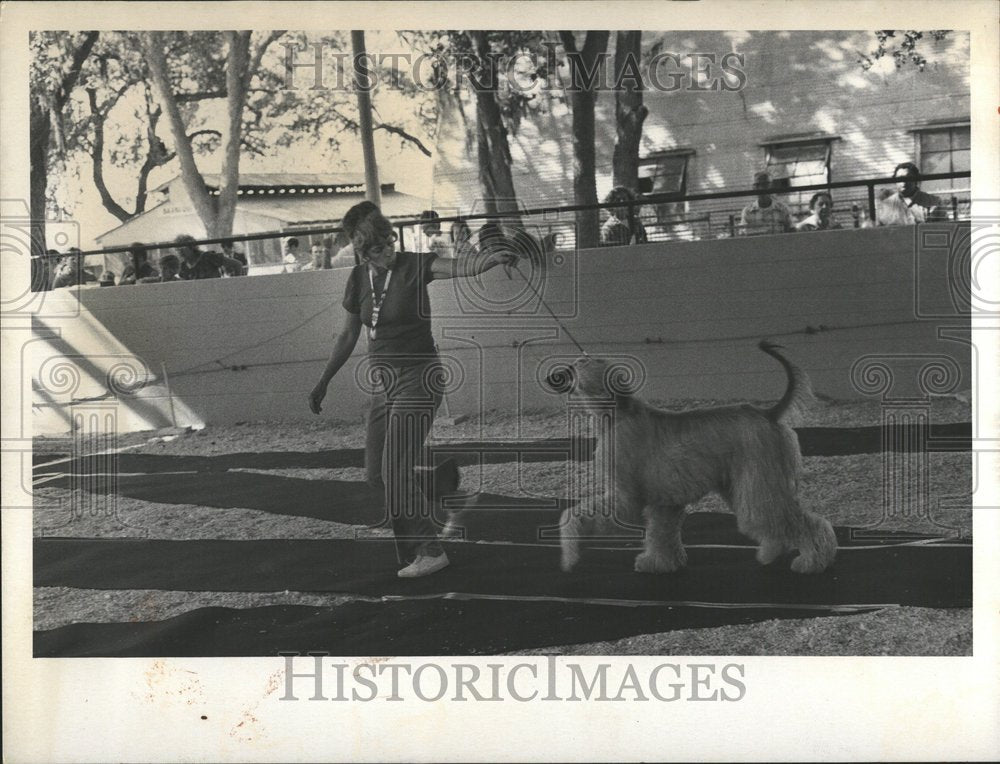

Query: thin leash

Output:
[509, 260, 590, 357]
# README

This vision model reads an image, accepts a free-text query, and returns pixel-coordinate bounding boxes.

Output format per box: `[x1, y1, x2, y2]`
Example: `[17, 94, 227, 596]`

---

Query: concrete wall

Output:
[30, 224, 971, 436]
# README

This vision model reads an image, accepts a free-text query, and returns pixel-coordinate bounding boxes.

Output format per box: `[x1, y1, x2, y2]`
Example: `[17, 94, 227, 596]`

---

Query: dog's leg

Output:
[634, 504, 687, 574]
[560, 495, 600, 572]
[790, 510, 837, 574]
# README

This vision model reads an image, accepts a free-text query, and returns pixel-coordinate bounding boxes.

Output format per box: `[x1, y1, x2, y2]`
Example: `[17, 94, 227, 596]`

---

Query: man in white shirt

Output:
[877, 162, 945, 226]
[739, 171, 793, 235]
[419, 210, 453, 258]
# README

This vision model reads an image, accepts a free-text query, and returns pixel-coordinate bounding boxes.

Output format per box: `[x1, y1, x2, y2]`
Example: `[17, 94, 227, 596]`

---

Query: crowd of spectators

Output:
[35, 161, 952, 290]
[594, 160, 949, 245]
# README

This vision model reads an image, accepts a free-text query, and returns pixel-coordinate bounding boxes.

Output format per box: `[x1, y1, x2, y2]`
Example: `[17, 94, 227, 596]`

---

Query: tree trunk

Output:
[29, 102, 51, 257]
[611, 31, 647, 193]
[559, 31, 609, 249]
[471, 31, 520, 220]
[142, 31, 219, 237]
[215, 32, 252, 239]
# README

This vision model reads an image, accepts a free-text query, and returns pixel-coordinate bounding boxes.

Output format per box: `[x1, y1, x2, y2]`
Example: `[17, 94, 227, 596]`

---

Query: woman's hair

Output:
[159, 253, 180, 270]
[341, 201, 380, 238]
[604, 186, 637, 206]
[350, 206, 395, 258]
[809, 192, 833, 210]
[604, 186, 640, 228]
[128, 242, 148, 261]
[893, 161, 921, 180]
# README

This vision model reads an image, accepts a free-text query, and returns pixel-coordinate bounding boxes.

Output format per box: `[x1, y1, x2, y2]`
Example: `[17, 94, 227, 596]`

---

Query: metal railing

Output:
[31, 170, 971, 287]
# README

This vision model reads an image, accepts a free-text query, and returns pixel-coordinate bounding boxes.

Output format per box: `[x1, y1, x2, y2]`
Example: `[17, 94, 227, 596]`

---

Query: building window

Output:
[764, 139, 833, 214]
[638, 151, 693, 231]
[638, 151, 690, 199]
[916, 124, 970, 195]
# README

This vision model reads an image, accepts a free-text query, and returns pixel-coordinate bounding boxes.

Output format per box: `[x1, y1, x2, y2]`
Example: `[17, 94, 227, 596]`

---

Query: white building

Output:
[95, 173, 429, 273]
[431, 30, 970, 238]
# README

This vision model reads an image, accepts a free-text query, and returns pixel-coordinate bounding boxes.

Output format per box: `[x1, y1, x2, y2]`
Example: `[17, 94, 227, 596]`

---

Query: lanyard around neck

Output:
[367, 264, 393, 340]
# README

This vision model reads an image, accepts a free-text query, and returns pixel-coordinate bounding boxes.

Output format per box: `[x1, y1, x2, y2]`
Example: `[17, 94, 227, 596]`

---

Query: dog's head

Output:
[543, 356, 641, 401]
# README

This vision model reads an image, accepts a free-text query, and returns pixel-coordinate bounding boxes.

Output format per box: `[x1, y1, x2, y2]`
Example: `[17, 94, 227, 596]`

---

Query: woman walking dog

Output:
[309, 203, 518, 578]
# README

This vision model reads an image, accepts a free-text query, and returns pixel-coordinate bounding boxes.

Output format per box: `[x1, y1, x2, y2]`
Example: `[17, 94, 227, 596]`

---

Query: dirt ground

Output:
[33, 395, 973, 655]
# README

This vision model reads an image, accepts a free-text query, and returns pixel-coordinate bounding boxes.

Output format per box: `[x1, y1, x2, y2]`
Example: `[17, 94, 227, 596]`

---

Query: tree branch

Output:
[245, 30, 286, 90]
[56, 31, 100, 110]
[374, 122, 432, 156]
[86, 87, 132, 222]
[188, 129, 222, 141]
[174, 90, 227, 103]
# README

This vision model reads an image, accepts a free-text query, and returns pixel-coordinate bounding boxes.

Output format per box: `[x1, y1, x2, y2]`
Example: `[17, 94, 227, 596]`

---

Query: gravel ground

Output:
[33, 396, 973, 654]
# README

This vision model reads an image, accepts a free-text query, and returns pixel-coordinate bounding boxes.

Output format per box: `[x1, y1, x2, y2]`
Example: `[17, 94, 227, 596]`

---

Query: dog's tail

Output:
[759, 340, 813, 423]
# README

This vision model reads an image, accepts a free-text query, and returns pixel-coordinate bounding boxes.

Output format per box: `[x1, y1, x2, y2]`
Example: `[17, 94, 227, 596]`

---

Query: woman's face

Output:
[362, 232, 397, 267]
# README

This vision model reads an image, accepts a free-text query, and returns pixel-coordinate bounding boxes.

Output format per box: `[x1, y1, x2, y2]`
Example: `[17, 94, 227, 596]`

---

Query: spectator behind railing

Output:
[450, 218, 477, 258]
[50, 247, 97, 289]
[302, 242, 332, 271]
[877, 162, 946, 226]
[419, 209, 452, 258]
[281, 236, 302, 273]
[220, 238, 248, 275]
[600, 186, 648, 246]
[120, 242, 159, 285]
[174, 234, 243, 280]
[138, 253, 182, 283]
[739, 171, 793, 235]
[795, 192, 843, 232]
[99, 270, 117, 287]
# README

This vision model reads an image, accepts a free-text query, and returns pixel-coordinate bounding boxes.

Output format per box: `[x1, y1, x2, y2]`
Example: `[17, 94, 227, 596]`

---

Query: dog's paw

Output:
[634, 551, 683, 574]
[790, 553, 828, 574]
[560, 546, 580, 572]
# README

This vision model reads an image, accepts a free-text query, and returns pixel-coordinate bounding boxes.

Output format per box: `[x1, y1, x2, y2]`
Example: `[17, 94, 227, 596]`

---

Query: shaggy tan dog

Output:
[547, 341, 837, 575]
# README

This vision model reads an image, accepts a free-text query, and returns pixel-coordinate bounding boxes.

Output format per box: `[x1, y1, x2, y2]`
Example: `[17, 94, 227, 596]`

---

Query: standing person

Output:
[600, 186, 648, 246]
[174, 234, 243, 280]
[120, 243, 159, 284]
[795, 192, 843, 231]
[877, 162, 945, 225]
[308, 202, 517, 578]
[739, 171, 793, 235]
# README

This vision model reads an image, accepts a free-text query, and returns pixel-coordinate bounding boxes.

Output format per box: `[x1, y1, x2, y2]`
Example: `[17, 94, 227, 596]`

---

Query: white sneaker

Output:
[397, 552, 450, 578]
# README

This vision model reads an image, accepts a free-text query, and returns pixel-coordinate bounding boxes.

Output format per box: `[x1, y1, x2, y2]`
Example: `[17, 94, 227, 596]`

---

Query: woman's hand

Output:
[308, 381, 328, 414]
[485, 248, 519, 279]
